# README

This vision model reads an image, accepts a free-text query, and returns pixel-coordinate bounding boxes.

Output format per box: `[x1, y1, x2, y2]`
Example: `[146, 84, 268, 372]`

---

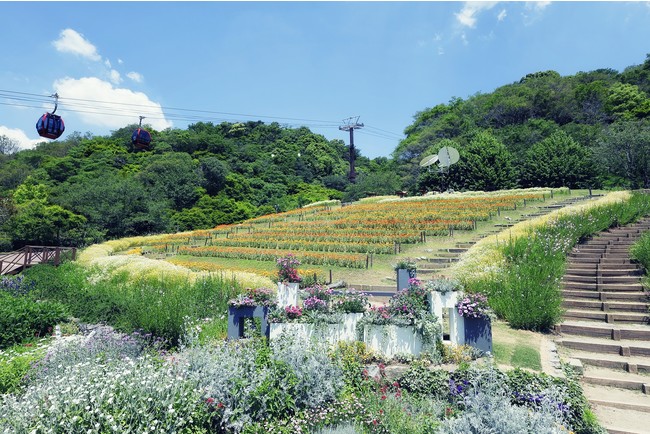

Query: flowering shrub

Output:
[304, 296, 328, 312]
[304, 284, 334, 302]
[277, 253, 302, 283]
[393, 258, 417, 271]
[331, 289, 369, 314]
[229, 287, 276, 308]
[285, 305, 303, 320]
[0, 275, 35, 297]
[456, 293, 490, 319]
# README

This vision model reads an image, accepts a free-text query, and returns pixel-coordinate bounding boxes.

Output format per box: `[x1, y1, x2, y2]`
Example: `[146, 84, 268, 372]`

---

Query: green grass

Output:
[492, 321, 542, 371]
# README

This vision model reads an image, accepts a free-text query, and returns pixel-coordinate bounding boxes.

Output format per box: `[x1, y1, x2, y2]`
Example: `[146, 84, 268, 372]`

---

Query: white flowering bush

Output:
[0, 354, 208, 433]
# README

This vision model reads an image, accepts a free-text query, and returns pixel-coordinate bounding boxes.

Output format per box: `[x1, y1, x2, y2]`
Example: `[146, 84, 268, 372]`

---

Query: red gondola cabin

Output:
[36, 113, 65, 140]
[131, 127, 152, 149]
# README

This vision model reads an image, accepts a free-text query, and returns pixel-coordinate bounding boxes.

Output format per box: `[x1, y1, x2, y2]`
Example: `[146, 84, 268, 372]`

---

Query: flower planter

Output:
[227, 305, 270, 340]
[462, 316, 492, 354]
[428, 291, 459, 320]
[396, 268, 415, 292]
[270, 322, 341, 345]
[363, 324, 422, 359]
[340, 312, 364, 341]
[277, 282, 299, 308]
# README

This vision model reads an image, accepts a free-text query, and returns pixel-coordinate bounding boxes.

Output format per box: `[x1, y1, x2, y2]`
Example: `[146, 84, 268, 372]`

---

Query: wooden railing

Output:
[0, 246, 76, 275]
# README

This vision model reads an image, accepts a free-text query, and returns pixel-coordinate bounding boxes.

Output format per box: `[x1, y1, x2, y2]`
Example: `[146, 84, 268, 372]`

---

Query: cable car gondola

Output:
[131, 116, 152, 150]
[36, 93, 65, 140]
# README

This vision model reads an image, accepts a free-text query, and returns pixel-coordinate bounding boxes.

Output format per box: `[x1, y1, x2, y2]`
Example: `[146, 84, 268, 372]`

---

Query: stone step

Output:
[561, 290, 649, 303]
[557, 321, 650, 341]
[455, 242, 475, 248]
[569, 351, 650, 374]
[591, 405, 650, 434]
[417, 266, 451, 274]
[557, 335, 650, 357]
[562, 299, 649, 313]
[581, 367, 650, 393]
[563, 309, 649, 324]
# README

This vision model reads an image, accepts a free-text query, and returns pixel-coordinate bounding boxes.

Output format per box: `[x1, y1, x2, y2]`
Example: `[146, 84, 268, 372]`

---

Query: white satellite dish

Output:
[419, 154, 439, 167]
[438, 146, 460, 167]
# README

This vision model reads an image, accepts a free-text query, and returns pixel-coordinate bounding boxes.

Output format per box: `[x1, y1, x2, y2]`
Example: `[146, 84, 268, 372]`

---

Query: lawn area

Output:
[491, 320, 543, 371]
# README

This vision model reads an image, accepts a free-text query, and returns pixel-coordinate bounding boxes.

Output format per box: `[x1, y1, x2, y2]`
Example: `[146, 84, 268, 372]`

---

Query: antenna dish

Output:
[419, 154, 439, 167]
[438, 146, 460, 167]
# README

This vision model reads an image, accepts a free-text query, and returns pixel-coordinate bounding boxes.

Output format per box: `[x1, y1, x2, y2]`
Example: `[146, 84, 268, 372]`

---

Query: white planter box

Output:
[277, 282, 299, 308]
[429, 291, 459, 319]
[340, 312, 364, 342]
[363, 324, 423, 359]
[269, 322, 339, 345]
[270, 313, 364, 345]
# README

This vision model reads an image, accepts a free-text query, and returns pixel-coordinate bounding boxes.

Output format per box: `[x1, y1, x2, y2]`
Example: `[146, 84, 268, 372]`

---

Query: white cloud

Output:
[526, 1, 551, 12]
[109, 70, 122, 85]
[455, 2, 499, 28]
[0, 126, 42, 150]
[127, 72, 143, 83]
[118, 59, 124, 65]
[53, 77, 172, 131]
[52, 29, 101, 62]
[497, 9, 507, 21]
[105, 59, 112, 68]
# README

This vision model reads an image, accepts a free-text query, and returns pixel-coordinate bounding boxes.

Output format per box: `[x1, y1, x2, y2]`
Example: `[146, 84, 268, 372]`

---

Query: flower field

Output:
[137, 189, 560, 269]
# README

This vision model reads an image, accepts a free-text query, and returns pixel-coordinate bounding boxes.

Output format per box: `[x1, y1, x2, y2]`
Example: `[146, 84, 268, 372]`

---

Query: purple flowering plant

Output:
[331, 289, 369, 314]
[277, 253, 302, 283]
[303, 296, 328, 312]
[303, 284, 334, 302]
[456, 292, 490, 319]
[229, 287, 276, 308]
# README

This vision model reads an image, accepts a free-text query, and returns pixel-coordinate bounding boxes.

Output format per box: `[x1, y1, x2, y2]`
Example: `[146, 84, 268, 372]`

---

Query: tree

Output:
[0, 135, 19, 155]
[519, 131, 596, 188]
[6, 201, 86, 247]
[596, 120, 650, 188]
[419, 133, 516, 192]
[199, 157, 229, 195]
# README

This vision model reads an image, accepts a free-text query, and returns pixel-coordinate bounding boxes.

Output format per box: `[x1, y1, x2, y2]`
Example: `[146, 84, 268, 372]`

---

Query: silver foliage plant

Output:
[439, 365, 570, 434]
[178, 329, 344, 432]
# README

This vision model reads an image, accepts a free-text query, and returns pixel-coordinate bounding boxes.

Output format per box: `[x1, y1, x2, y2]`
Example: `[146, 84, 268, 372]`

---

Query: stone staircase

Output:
[555, 218, 650, 434]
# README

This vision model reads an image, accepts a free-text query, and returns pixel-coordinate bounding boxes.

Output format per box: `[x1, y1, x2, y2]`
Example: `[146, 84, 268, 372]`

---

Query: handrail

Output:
[0, 246, 77, 275]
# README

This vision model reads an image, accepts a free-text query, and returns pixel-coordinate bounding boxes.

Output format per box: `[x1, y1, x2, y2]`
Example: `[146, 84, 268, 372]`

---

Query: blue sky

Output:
[1, 1, 650, 158]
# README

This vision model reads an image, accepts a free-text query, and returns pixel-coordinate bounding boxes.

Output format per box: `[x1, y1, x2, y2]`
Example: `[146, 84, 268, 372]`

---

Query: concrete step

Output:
[581, 366, 650, 393]
[561, 290, 648, 303]
[569, 257, 632, 265]
[562, 282, 645, 292]
[562, 299, 649, 313]
[562, 275, 643, 285]
[438, 248, 468, 254]
[418, 257, 459, 264]
[591, 405, 650, 434]
[563, 309, 649, 324]
[557, 335, 650, 357]
[569, 350, 650, 374]
[557, 321, 650, 341]
[582, 383, 650, 412]
[568, 268, 643, 277]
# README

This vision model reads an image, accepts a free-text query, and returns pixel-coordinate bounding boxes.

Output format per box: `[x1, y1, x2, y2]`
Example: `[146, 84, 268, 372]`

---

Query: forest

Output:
[1, 54, 650, 250]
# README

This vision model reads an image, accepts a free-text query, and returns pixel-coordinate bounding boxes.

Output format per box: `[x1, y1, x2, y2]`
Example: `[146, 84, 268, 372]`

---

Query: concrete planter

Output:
[227, 305, 270, 340]
[277, 282, 299, 308]
[396, 268, 416, 292]
[270, 312, 364, 344]
[463, 316, 493, 354]
[363, 324, 423, 359]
